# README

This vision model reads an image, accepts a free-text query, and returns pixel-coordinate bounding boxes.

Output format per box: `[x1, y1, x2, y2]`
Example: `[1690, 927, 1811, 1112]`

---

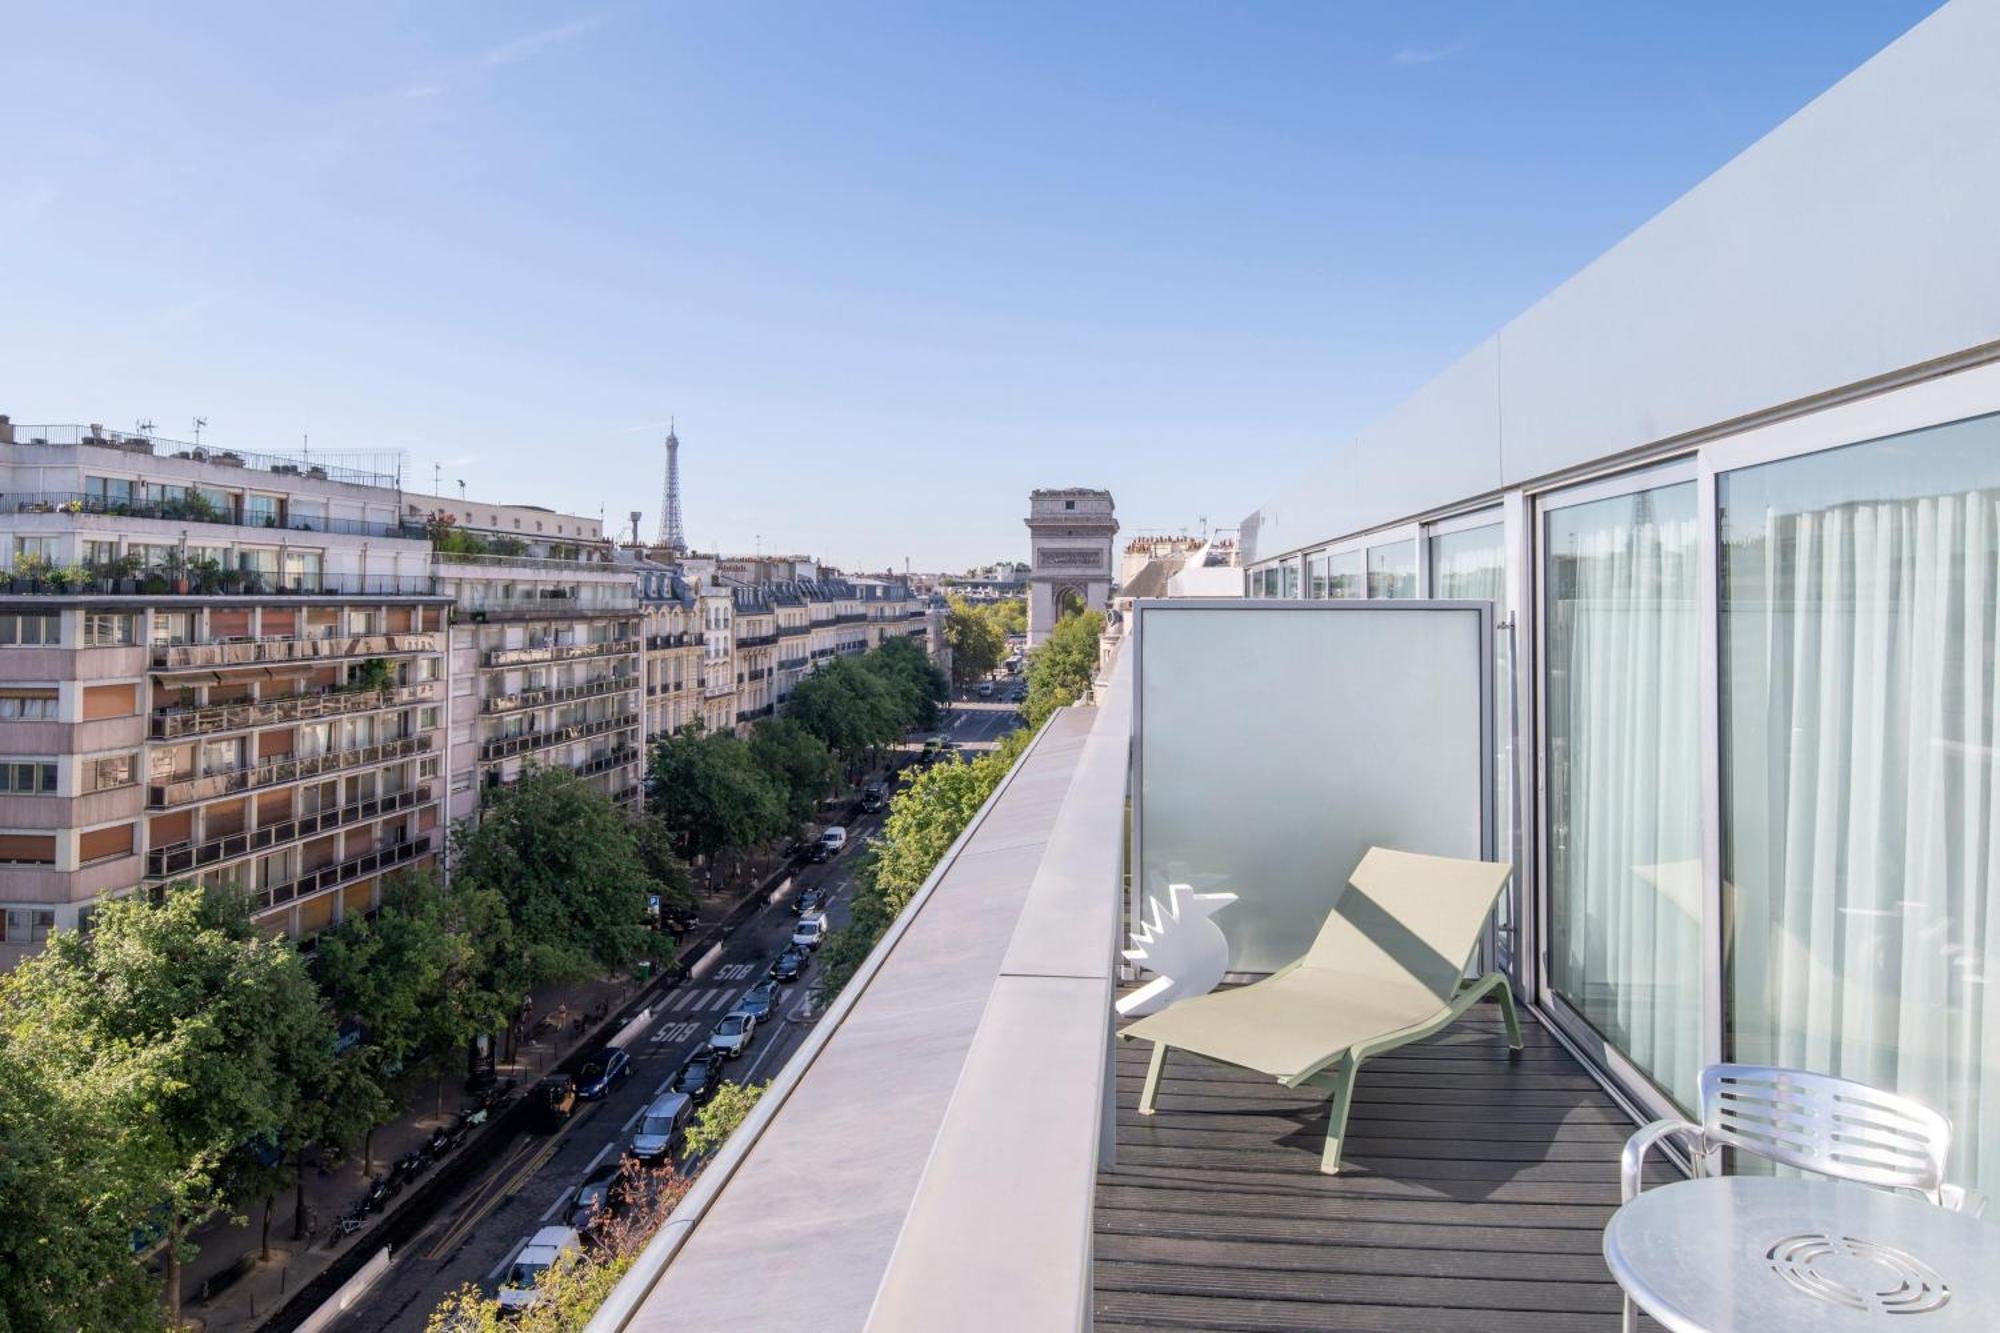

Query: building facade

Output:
[1024, 488, 1117, 646]
[0, 423, 447, 965]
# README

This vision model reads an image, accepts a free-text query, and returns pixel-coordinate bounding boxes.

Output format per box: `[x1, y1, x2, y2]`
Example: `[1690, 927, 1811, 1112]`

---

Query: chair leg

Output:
[1138, 1042, 1167, 1115]
[1494, 977, 1523, 1053]
[1320, 1055, 1358, 1175]
[1622, 1294, 1637, 1333]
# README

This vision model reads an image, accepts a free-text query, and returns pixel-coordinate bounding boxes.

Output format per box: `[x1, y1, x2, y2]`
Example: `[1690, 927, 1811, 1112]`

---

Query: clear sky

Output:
[0, 2, 1941, 572]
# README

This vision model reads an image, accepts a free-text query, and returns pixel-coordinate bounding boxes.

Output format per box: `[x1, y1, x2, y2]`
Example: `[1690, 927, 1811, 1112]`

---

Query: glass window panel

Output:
[1721, 411, 2000, 1191]
[1307, 552, 1330, 599]
[1544, 479, 1702, 1105]
[1367, 540, 1418, 598]
[1327, 550, 1365, 599]
[1430, 519, 1515, 892]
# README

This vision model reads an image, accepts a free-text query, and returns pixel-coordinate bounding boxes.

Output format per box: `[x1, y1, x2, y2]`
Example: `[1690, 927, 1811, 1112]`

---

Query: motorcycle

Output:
[363, 1175, 394, 1213]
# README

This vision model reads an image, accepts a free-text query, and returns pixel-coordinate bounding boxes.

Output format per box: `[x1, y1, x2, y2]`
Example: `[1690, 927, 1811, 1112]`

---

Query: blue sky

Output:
[0, 2, 1940, 571]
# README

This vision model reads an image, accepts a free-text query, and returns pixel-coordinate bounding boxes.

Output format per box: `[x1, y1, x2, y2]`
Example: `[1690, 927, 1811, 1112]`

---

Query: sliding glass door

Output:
[1720, 411, 2000, 1192]
[1541, 470, 1703, 1106]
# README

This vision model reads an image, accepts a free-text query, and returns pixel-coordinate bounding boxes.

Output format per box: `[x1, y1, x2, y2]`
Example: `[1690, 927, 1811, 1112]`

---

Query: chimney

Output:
[0, 415, 13, 445]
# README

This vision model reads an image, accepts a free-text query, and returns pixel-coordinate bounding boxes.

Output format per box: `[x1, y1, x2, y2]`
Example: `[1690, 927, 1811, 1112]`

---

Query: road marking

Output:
[426, 1105, 597, 1260]
[716, 962, 754, 980]
[583, 1141, 614, 1175]
[538, 1186, 573, 1223]
[649, 1019, 699, 1044]
[423, 1135, 540, 1261]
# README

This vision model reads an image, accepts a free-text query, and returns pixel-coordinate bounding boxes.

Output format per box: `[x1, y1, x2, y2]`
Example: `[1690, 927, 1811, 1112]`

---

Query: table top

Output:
[1603, 1175, 1998, 1333]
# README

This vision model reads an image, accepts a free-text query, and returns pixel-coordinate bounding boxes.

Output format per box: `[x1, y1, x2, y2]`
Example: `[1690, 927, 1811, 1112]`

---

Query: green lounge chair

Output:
[1120, 846, 1519, 1174]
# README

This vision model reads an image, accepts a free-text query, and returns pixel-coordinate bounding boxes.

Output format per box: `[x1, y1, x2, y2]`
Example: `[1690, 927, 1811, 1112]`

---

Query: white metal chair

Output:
[1618, 1064, 1985, 1332]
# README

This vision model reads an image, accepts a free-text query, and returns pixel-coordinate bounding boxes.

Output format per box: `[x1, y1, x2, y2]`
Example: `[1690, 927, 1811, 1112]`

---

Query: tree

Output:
[986, 597, 1027, 639]
[452, 768, 668, 987]
[857, 635, 946, 731]
[0, 885, 334, 1325]
[944, 596, 1005, 686]
[683, 1080, 769, 1158]
[0, 1040, 167, 1333]
[785, 657, 902, 765]
[648, 725, 788, 867]
[1023, 608, 1104, 729]
[746, 718, 840, 827]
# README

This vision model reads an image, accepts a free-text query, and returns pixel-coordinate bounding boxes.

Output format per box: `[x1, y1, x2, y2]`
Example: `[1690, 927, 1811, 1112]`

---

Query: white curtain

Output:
[1728, 487, 2000, 1191]
[1548, 487, 1704, 1105]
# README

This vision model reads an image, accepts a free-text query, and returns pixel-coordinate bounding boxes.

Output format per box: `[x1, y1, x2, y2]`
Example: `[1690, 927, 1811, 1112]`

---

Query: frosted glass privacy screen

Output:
[1133, 600, 1494, 974]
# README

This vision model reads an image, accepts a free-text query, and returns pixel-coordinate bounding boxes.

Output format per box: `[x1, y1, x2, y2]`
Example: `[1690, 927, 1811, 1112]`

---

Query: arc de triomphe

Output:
[1025, 487, 1118, 647]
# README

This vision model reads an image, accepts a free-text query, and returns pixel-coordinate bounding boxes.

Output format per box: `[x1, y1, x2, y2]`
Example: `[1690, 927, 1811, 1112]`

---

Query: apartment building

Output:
[730, 584, 777, 731]
[768, 582, 810, 706]
[799, 577, 867, 665]
[0, 422, 448, 966]
[850, 576, 926, 650]
[697, 583, 736, 735]
[410, 496, 645, 820]
[632, 561, 702, 740]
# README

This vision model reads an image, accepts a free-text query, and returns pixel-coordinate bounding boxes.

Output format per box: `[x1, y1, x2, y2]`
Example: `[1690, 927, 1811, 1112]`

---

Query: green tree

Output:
[683, 1080, 769, 1157]
[746, 718, 840, 826]
[0, 1040, 167, 1333]
[647, 725, 788, 866]
[0, 885, 334, 1325]
[1023, 608, 1104, 729]
[453, 768, 667, 986]
[944, 596, 1005, 686]
[785, 657, 903, 765]
[857, 635, 946, 731]
[987, 597, 1027, 639]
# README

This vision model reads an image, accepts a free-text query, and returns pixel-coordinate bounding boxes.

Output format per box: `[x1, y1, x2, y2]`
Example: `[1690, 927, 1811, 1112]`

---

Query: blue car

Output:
[574, 1046, 632, 1100]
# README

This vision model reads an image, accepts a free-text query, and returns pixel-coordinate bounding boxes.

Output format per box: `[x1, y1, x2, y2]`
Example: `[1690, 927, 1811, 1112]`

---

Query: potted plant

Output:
[189, 557, 225, 595]
[141, 566, 171, 595]
[163, 550, 190, 595]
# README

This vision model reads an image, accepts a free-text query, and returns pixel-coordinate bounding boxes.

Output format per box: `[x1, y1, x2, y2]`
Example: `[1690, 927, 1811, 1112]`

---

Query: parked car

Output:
[534, 1075, 577, 1131]
[770, 948, 808, 982]
[565, 1161, 628, 1234]
[811, 826, 847, 862]
[791, 913, 828, 952]
[859, 783, 885, 812]
[976, 681, 994, 698]
[574, 1047, 632, 1100]
[733, 981, 778, 1024]
[498, 1226, 581, 1312]
[709, 1012, 755, 1059]
[793, 885, 828, 917]
[629, 1093, 694, 1163]
[673, 1053, 724, 1103]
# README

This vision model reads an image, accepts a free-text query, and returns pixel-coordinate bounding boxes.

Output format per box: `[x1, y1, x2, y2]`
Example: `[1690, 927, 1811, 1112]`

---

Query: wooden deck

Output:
[1096, 1002, 1666, 1332]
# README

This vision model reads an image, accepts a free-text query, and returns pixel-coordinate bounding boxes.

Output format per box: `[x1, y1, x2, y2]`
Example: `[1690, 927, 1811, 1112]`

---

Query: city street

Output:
[333, 702, 1020, 1330]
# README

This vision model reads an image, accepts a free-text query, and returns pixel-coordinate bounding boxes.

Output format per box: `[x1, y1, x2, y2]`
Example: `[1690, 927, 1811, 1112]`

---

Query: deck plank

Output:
[1096, 998, 1658, 1331]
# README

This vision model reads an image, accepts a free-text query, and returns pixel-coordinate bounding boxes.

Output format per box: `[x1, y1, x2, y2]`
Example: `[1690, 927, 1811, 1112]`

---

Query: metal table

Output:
[1604, 1176, 1997, 1332]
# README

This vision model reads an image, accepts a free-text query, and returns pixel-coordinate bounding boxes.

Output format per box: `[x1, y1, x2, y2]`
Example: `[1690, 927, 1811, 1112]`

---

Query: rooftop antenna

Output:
[628, 510, 642, 546]
[457, 479, 466, 502]
[433, 463, 441, 495]
[191, 417, 207, 445]
[136, 418, 155, 436]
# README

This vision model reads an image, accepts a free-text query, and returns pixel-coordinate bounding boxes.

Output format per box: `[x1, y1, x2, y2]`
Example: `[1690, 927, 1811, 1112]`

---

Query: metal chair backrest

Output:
[1698, 1065, 1950, 1202]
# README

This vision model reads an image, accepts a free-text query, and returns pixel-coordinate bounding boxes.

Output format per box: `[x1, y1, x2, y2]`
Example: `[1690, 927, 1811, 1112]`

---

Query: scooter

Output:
[363, 1175, 394, 1213]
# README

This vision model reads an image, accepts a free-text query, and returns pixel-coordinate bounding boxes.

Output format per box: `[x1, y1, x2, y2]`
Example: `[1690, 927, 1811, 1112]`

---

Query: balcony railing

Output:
[152, 632, 439, 671]
[736, 703, 775, 723]
[147, 734, 432, 808]
[145, 785, 432, 878]
[9, 491, 421, 540]
[833, 612, 867, 624]
[480, 675, 638, 715]
[253, 834, 432, 913]
[4, 571, 438, 599]
[736, 632, 778, 647]
[458, 597, 638, 622]
[703, 681, 735, 698]
[483, 639, 636, 669]
[434, 549, 619, 574]
[9, 424, 396, 488]
[778, 622, 809, 637]
[151, 684, 435, 739]
[778, 656, 808, 670]
[576, 748, 640, 779]
[479, 713, 639, 761]
[647, 633, 695, 650]
[811, 648, 835, 659]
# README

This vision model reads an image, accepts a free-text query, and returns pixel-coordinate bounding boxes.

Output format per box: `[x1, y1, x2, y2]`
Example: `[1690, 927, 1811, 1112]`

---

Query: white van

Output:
[812, 826, 847, 862]
[791, 912, 828, 951]
[498, 1225, 582, 1312]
